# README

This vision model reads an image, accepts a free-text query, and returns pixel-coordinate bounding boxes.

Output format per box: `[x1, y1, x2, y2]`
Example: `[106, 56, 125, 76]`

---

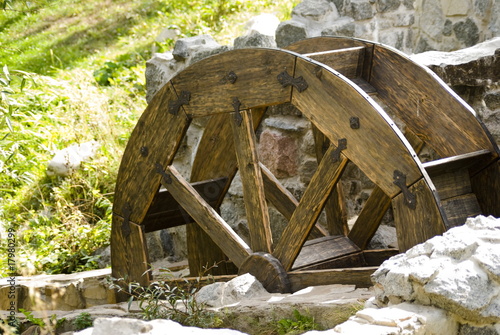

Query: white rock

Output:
[46, 141, 99, 176]
[195, 274, 269, 308]
[243, 13, 280, 37]
[372, 216, 500, 324]
[77, 317, 248, 335]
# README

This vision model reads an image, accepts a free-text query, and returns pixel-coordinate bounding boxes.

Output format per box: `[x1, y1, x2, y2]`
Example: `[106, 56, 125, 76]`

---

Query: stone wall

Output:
[276, 0, 499, 53]
[141, 1, 499, 264]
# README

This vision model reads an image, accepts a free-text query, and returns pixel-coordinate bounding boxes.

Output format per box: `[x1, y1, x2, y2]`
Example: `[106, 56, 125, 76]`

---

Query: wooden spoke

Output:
[160, 165, 251, 268]
[260, 162, 328, 238]
[231, 108, 273, 253]
[312, 125, 348, 235]
[188, 109, 266, 275]
[273, 144, 349, 271]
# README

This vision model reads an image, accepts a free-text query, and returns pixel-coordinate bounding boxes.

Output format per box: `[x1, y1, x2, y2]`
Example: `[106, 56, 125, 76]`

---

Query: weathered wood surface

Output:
[312, 125, 347, 236]
[273, 145, 349, 271]
[423, 149, 492, 176]
[111, 215, 151, 287]
[292, 236, 360, 270]
[171, 49, 295, 117]
[188, 109, 265, 276]
[429, 169, 471, 201]
[231, 109, 273, 253]
[441, 194, 482, 229]
[142, 177, 227, 233]
[348, 187, 391, 249]
[370, 45, 496, 158]
[260, 162, 328, 239]
[348, 130, 424, 249]
[304, 46, 365, 79]
[392, 178, 446, 252]
[113, 83, 190, 223]
[471, 159, 500, 217]
[288, 267, 377, 291]
[286, 36, 374, 81]
[292, 57, 423, 197]
[161, 165, 251, 268]
[238, 252, 291, 293]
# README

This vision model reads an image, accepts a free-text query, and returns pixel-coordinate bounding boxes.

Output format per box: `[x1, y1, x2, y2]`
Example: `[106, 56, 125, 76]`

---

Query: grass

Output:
[0, 0, 300, 277]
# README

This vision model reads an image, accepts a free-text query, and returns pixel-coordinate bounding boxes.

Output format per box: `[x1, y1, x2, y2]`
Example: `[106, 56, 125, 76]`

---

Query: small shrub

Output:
[108, 269, 221, 329]
[73, 312, 93, 331]
[277, 309, 322, 335]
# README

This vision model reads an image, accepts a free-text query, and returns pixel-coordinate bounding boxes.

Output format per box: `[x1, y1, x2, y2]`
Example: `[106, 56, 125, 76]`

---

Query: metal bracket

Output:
[232, 97, 242, 126]
[226, 71, 238, 84]
[140, 146, 149, 157]
[168, 90, 191, 115]
[393, 170, 417, 210]
[350, 117, 360, 129]
[121, 203, 132, 238]
[332, 138, 347, 163]
[277, 71, 308, 93]
[155, 163, 172, 184]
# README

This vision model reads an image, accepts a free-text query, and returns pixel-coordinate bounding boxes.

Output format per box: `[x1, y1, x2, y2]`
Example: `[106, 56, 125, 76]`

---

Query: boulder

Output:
[46, 141, 99, 177]
[372, 215, 500, 325]
[195, 273, 270, 308]
[74, 318, 247, 335]
[410, 37, 500, 86]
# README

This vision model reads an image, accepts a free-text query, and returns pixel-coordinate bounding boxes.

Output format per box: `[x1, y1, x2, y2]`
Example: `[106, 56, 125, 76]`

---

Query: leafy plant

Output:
[73, 312, 93, 331]
[277, 309, 321, 335]
[108, 269, 222, 329]
[18, 309, 65, 334]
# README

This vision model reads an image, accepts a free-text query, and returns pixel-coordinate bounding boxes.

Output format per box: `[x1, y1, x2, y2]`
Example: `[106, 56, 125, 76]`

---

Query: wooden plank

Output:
[273, 145, 349, 271]
[392, 178, 447, 252]
[288, 267, 378, 291]
[347, 129, 425, 250]
[312, 125, 347, 236]
[370, 45, 497, 158]
[260, 162, 328, 239]
[142, 177, 228, 232]
[286, 37, 369, 54]
[285, 36, 374, 82]
[363, 249, 400, 266]
[471, 159, 500, 218]
[430, 169, 472, 200]
[441, 193, 482, 229]
[348, 187, 391, 249]
[188, 109, 266, 276]
[351, 78, 377, 95]
[294, 252, 366, 271]
[260, 162, 298, 220]
[113, 82, 190, 223]
[111, 215, 151, 288]
[304, 46, 365, 79]
[231, 109, 273, 253]
[162, 165, 252, 268]
[292, 236, 360, 270]
[423, 149, 492, 176]
[292, 57, 423, 197]
[171, 49, 295, 117]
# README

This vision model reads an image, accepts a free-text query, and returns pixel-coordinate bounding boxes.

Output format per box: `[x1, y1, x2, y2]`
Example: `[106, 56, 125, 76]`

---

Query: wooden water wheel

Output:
[111, 37, 500, 293]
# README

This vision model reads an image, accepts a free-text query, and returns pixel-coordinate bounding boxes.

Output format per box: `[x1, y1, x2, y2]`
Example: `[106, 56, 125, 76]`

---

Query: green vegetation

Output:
[0, 0, 300, 277]
[277, 309, 322, 335]
[73, 312, 93, 331]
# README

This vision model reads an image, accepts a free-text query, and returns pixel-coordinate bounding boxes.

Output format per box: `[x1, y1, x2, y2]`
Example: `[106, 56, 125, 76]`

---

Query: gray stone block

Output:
[275, 20, 308, 48]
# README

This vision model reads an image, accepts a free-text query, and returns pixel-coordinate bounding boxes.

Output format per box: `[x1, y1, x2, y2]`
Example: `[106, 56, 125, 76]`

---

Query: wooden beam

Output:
[273, 145, 349, 271]
[160, 165, 252, 268]
[231, 108, 273, 253]
[288, 267, 377, 291]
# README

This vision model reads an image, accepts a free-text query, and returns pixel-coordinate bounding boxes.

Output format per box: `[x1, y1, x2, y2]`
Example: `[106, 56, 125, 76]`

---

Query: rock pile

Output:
[325, 215, 500, 334]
